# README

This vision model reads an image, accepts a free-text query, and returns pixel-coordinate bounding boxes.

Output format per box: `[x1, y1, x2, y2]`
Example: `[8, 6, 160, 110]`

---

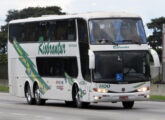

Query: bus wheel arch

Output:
[24, 81, 35, 105]
[72, 83, 89, 108]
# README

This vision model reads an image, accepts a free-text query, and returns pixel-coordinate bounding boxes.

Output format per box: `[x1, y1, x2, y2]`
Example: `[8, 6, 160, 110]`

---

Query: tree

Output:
[5, 6, 65, 23]
[0, 6, 65, 54]
[0, 31, 7, 54]
[147, 17, 165, 60]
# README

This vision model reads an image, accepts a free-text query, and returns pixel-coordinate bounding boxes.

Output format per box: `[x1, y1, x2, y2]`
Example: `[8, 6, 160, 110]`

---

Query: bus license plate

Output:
[119, 96, 128, 100]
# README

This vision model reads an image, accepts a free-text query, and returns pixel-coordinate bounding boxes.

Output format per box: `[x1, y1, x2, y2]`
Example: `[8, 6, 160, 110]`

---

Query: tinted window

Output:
[77, 19, 90, 81]
[77, 19, 88, 43]
[9, 22, 42, 42]
[9, 19, 76, 43]
[36, 57, 78, 78]
[9, 23, 24, 42]
[93, 51, 150, 83]
[54, 19, 76, 41]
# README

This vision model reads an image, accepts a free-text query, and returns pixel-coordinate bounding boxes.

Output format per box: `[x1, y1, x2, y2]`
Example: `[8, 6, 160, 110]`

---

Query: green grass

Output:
[150, 95, 165, 101]
[0, 86, 9, 92]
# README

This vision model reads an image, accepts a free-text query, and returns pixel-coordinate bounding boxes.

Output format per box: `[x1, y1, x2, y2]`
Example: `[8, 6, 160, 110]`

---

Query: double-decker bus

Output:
[8, 12, 160, 108]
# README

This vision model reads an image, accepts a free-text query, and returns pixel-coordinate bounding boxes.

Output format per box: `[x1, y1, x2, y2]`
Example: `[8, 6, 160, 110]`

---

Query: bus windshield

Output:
[93, 51, 150, 83]
[89, 18, 146, 44]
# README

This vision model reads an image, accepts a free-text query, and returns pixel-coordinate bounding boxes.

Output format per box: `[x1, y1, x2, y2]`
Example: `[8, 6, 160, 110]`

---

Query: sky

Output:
[0, 0, 165, 35]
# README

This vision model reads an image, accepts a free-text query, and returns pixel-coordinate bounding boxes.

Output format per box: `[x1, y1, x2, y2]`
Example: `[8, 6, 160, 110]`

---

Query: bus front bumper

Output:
[90, 91, 150, 102]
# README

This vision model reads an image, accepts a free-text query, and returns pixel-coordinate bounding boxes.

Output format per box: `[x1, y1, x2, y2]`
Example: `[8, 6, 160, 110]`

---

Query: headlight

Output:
[93, 88, 108, 93]
[137, 87, 150, 92]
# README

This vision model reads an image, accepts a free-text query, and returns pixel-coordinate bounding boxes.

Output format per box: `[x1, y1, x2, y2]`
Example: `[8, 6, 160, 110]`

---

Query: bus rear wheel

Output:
[25, 84, 35, 105]
[122, 101, 134, 109]
[34, 85, 46, 105]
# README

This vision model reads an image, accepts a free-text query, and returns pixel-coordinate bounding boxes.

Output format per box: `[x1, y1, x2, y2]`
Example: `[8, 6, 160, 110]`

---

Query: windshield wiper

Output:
[124, 73, 146, 81]
[96, 39, 117, 45]
[123, 39, 141, 45]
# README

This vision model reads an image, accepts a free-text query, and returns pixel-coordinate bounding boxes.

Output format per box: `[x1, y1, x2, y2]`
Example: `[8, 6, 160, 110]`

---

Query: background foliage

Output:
[147, 17, 165, 61]
[0, 6, 65, 63]
[0, 7, 165, 62]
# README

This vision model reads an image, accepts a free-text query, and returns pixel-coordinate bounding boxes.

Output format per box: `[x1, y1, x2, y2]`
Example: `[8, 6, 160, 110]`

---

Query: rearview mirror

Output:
[149, 49, 160, 67]
[88, 50, 95, 69]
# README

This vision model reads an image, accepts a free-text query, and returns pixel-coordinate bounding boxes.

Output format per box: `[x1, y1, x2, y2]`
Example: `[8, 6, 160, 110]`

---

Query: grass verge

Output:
[0, 86, 9, 92]
[150, 95, 165, 101]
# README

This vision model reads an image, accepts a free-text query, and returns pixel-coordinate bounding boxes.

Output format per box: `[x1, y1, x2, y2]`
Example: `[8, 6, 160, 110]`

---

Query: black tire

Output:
[122, 101, 134, 109]
[65, 101, 74, 107]
[73, 85, 90, 108]
[34, 85, 46, 105]
[25, 84, 35, 105]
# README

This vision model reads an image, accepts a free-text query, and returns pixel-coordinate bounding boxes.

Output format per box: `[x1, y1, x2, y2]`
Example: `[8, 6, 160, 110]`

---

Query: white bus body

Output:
[8, 12, 160, 108]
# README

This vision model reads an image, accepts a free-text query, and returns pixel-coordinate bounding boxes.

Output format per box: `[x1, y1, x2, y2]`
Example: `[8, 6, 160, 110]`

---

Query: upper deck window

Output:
[89, 18, 146, 45]
[9, 19, 76, 43]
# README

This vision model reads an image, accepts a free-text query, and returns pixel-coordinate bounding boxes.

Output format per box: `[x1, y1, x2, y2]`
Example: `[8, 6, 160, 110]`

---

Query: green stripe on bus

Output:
[65, 73, 86, 98]
[13, 39, 50, 95]
[134, 82, 145, 88]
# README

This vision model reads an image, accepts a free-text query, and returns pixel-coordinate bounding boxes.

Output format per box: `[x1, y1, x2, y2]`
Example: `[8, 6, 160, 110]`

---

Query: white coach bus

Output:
[8, 12, 160, 108]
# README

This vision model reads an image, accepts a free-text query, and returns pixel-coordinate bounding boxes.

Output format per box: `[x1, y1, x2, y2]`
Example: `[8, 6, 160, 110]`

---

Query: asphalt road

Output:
[0, 93, 165, 120]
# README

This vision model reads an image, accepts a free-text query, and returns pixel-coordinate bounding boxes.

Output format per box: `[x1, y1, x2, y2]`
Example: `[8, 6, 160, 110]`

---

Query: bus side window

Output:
[77, 19, 90, 82]
[38, 22, 49, 41]
[9, 24, 23, 43]
[54, 19, 76, 41]
[77, 19, 88, 43]
[47, 21, 56, 41]
[36, 57, 78, 78]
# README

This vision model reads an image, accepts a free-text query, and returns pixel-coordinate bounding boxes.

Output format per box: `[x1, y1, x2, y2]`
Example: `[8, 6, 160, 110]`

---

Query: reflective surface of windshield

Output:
[89, 18, 146, 44]
[93, 51, 150, 83]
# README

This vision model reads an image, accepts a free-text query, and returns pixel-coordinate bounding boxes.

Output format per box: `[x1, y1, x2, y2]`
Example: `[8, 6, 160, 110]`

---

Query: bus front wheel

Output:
[73, 85, 90, 108]
[34, 85, 46, 105]
[122, 101, 134, 109]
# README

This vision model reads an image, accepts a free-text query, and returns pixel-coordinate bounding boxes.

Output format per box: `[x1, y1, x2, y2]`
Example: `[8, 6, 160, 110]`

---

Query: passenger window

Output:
[9, 19, 76, 43]
[36, 57, 78, 78]
[54, 19, 76, 41]
[77, 19, 90, 81]
[77, 19, 88, 43]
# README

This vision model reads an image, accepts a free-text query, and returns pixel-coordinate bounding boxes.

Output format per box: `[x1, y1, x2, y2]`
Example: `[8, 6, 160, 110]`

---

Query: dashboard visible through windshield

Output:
[89, 18, 146, 45]
[93, 51, 150, 83]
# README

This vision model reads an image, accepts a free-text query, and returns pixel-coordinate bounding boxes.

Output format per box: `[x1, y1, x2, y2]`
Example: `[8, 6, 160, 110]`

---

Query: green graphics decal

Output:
[65, 73, 86, 98]
[113, 45, 129, 49]
[38, 37, 65, 55]
[134, 82, 145, 88]
[13, 39, 50, 95]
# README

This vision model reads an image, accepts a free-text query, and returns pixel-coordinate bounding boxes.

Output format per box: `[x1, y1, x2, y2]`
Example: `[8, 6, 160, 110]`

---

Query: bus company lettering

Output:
[113, 45, 129, 49]
[38, 37, 65, 55]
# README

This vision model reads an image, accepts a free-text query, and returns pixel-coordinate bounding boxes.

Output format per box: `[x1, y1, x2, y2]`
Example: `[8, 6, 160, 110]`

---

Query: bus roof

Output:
[9, 11, 141, 24]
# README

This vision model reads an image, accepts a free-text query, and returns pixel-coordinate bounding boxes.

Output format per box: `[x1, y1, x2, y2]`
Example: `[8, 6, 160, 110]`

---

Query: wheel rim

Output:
[26, 86, 31, 102]
[75, 87, 81, 106]
[35, 87, 40, 102]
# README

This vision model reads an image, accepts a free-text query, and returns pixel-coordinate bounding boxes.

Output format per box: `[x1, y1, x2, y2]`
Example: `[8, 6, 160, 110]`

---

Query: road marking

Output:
[11, 113, 28, 116]
[36, 116, 54, 120]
